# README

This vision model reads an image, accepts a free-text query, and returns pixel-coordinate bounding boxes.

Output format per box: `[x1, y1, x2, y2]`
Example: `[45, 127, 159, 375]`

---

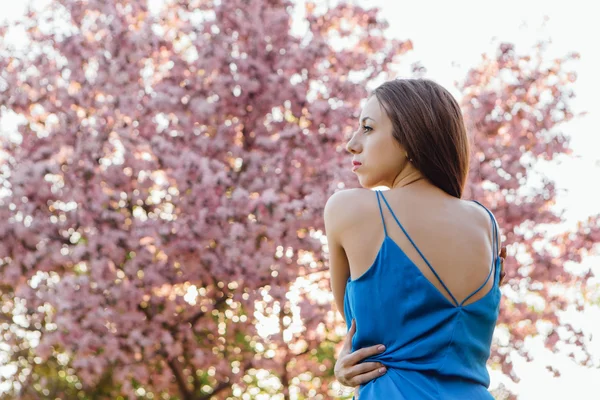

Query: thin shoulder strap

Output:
[375, 190, 388, 237]
[471, 200, 499, 261]
[378, 190, 460, 307]
[473, 200, 501, 282]
[460, 200, 499, 306]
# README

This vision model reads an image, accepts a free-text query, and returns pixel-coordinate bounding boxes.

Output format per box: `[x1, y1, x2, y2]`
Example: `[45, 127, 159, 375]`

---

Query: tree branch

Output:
[166, 358, 193, 400]
[186, 294, 228, 326]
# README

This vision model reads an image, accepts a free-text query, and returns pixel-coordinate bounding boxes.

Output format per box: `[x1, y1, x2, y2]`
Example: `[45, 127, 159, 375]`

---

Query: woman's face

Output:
[346, 96, 409, 189]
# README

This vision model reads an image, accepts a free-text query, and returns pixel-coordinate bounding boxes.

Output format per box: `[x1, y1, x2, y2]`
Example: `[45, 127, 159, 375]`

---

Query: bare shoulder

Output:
[324, 188, 372, 231]
[463, 199, 502, 254]
[325, 188, 373, 206]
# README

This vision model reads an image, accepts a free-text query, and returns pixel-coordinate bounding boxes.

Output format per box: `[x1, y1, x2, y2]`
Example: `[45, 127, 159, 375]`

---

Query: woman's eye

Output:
[363, 125, 373, 133]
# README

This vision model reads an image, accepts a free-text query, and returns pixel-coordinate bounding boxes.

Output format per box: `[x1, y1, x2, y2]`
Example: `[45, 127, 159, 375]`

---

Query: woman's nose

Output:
[346, 138, 360, 154]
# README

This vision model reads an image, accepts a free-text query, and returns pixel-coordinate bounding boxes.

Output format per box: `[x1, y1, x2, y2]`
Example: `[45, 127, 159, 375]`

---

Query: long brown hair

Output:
[373, 79, 470, 198]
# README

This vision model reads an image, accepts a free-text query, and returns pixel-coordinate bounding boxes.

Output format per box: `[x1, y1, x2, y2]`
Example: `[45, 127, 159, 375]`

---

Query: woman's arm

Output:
[324, 190, 352, 320]
[324, 191, 388, 393]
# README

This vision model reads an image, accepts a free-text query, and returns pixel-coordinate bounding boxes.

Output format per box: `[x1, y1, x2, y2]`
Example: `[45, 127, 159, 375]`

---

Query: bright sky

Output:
[365, 0, 600, 227]
[1, 0, 599, 398]
[359, 1, 600, 397]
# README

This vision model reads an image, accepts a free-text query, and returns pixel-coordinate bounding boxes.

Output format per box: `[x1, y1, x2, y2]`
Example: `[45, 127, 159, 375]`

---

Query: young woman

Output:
[324, 79, 504, 399]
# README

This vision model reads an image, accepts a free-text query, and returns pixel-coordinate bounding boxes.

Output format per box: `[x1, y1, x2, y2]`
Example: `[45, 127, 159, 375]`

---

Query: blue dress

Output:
[343, 190, 501, 399]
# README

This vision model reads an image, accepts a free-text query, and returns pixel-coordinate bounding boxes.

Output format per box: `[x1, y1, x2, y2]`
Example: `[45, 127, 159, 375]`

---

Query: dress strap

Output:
[470, 200, 499, 262]
[459, 200, 500, 306]
[377, 190, 460, 307]
[375, 190, 388, 237]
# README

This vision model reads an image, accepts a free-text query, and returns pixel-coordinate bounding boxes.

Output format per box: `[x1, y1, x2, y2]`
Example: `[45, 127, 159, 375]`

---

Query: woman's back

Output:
[340, 185, 501, 399]
[341, 183, 499, 306]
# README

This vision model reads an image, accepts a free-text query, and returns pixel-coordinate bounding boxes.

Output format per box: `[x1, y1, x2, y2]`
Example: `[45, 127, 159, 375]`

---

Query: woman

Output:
[323, 79, 504, 399]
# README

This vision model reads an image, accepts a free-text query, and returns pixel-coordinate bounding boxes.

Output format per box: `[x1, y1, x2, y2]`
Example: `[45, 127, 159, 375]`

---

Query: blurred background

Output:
[0, 0, 598, 399]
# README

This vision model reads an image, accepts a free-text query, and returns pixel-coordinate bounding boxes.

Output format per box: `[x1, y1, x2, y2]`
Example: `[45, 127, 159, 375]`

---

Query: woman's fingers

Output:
[337, 348, 387, 386]
[344, 343, 386, 367]
[499, 246, 507, 284]
[342, 362, 387, 386]
[349, 361, 386, 378]
[335, 319, 387, 387]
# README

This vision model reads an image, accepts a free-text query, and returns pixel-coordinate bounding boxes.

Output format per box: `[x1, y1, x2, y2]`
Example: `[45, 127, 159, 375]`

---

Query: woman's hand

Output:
[499, 246, 507, 284]
[334, 319, 387, 391]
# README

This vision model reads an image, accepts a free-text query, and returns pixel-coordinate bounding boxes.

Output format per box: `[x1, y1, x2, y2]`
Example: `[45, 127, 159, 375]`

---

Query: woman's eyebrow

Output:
[361, 117, 375, 124]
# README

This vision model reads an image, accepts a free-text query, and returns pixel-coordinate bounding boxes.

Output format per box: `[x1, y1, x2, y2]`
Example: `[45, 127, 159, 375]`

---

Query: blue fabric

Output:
[343, 190, 501, 399]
